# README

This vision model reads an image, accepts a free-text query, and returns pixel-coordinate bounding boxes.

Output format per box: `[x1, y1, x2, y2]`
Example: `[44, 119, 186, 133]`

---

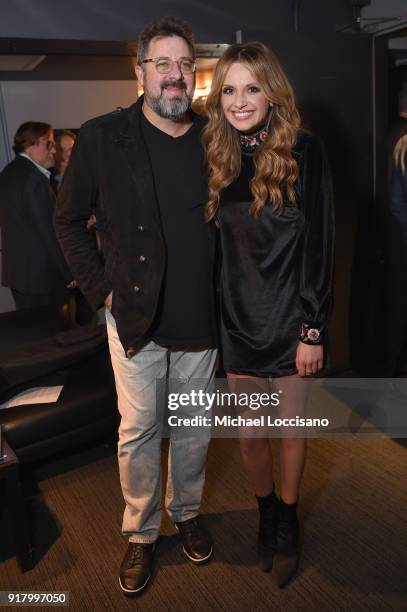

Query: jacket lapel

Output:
[16, 155, 56, 210]
[113, 97, 161, 227]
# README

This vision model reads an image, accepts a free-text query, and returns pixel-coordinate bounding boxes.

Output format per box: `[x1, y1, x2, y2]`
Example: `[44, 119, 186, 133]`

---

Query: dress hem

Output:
[224, 366, 298, 378]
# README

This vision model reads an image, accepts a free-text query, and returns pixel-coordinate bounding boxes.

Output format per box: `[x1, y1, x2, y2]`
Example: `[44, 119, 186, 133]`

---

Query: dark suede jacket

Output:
[54, 96, 217, 357]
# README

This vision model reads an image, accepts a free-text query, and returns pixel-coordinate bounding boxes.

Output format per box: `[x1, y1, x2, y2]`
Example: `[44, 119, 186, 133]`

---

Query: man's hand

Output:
[295, 342, 323, 377]
[66, 280, 77, 289]
[105, 291, 113, 310]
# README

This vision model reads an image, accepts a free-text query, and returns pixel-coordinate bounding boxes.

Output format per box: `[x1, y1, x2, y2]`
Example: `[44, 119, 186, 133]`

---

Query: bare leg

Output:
[227, 373, 274, 496]
[240, 437, 274, 497]
[272, 374, 308, 503]
[271, 374, 307, 586]
[227, 373, 279, 571]
[279, 438, 306, 503]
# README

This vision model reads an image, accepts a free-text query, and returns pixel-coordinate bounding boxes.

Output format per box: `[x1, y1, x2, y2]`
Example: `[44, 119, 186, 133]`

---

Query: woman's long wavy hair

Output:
[203, 42, 301, 220]
[394, 134, 407, 172]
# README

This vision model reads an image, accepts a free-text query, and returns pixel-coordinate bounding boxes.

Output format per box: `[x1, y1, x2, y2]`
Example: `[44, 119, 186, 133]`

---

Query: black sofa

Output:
[0, 306, 118, 463]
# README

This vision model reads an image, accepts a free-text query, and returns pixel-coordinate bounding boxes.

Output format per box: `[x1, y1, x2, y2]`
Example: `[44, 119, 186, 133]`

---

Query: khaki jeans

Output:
[106, 308, 217, 543]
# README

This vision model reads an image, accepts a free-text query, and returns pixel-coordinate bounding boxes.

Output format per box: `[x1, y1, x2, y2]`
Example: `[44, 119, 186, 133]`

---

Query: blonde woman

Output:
[203, 42, 334, 586]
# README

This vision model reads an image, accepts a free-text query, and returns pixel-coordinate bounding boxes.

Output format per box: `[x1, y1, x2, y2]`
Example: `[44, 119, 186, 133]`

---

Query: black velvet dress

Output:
[218, 132, 335, 377]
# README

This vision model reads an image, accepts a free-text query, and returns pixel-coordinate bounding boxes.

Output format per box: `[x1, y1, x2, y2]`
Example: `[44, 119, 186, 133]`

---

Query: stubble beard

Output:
[145, 79, 193, 120]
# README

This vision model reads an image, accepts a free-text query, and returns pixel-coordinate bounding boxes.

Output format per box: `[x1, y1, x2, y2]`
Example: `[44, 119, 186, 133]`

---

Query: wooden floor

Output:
[1, 437, 406, 611]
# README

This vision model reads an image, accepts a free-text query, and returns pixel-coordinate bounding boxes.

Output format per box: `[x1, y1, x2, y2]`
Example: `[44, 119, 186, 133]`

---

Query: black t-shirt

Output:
[141, 113, 213, 348]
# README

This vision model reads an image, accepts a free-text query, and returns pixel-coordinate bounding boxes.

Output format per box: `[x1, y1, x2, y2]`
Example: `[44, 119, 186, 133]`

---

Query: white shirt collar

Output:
[19, 153, 51, 180]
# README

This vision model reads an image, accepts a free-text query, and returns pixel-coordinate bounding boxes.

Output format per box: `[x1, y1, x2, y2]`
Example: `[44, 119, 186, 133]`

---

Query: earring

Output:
[265, 107, 273, 131]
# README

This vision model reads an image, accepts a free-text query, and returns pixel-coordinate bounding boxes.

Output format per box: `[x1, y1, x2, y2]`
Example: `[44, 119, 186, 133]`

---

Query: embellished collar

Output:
[239, 109, 273, 156]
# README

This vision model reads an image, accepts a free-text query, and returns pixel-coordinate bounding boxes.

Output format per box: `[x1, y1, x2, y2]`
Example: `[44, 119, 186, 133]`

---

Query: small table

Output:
[0, 437, 33, 571]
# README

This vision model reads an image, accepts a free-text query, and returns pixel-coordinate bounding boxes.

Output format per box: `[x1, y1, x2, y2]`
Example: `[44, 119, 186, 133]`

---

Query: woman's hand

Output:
[295, 342, 323, 376]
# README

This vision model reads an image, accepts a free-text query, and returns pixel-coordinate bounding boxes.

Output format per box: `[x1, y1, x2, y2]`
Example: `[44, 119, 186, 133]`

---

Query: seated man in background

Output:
[0, 121, 74, 310]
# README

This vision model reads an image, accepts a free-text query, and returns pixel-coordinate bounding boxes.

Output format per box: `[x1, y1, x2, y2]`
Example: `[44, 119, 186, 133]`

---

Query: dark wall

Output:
[241, 33, 373, 200]
[242, 31, 374, 370]
[0, 0, 353, 42]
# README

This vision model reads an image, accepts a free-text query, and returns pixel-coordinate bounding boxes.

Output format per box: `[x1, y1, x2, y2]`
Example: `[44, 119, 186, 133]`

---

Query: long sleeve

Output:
[54, 125, 112, 310]
[298, 134, 335, 344]
[23, 173, 72, 283]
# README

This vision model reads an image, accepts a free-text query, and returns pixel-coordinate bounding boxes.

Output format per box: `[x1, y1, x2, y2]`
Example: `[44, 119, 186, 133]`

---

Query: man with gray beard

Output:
[54, 16, 217, 596]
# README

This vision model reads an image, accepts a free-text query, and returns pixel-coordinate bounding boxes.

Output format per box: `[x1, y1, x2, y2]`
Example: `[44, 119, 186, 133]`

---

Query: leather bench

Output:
[0, 305, 118, 463]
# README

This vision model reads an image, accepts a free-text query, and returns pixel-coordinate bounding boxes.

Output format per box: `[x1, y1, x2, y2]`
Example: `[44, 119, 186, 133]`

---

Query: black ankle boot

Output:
[272, 498, 300, 587]
[256, 489, 279, 572]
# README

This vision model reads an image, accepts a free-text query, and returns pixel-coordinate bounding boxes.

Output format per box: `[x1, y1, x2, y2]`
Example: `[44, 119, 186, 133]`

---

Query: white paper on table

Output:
[0, 385, 64, 409]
